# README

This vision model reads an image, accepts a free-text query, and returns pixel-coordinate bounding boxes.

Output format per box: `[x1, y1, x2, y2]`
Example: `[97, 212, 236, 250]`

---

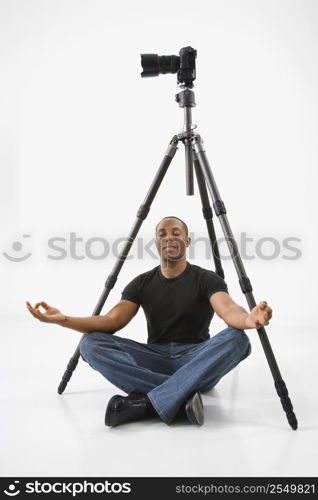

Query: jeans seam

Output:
[147, 392, 170, 425]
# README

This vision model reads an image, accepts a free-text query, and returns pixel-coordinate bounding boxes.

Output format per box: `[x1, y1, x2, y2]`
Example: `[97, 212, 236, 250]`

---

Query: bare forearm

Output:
[223, 304, 249, 330]
[56, 314, 118, 334]
[211, 293, 272, 331]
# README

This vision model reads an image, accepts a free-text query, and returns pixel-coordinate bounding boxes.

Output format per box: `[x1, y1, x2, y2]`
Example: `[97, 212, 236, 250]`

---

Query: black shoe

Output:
[184, 392, 204, 425]
[105, 393, 156, 427]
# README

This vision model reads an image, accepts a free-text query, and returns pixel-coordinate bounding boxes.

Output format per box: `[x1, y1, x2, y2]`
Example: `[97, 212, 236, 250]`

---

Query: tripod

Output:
[57, 86, 298, 431]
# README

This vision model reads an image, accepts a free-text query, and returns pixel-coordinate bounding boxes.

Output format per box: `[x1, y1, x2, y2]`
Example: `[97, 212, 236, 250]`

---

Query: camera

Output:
[140, 46, 197, 88]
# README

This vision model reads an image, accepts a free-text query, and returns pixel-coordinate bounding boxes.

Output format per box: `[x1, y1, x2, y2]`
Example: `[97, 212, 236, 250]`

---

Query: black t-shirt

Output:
[121, 262, 228, 344]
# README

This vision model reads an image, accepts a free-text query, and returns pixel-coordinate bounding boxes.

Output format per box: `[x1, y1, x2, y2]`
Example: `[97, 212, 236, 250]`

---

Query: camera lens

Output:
[141, 54, 180, 77]
[141, 54, 160, 77]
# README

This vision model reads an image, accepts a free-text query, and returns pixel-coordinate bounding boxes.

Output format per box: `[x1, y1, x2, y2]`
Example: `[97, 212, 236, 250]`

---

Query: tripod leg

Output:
[193, 156, 224, 279]
[57, 136, 179, 394]
[193, 135, 298, 430]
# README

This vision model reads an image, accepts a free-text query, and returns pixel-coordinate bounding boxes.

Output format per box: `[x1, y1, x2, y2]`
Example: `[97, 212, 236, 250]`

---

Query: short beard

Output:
[161, 252, 185, 263]
[157, 239, 187, 264]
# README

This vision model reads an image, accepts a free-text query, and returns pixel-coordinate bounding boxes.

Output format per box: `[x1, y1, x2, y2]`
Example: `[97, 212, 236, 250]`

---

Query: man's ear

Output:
[186, 237, 191, 247]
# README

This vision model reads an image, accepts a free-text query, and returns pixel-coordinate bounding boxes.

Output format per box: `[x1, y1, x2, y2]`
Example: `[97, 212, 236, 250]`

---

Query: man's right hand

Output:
[26, 301, 66, 324]
[25, 298, 139, 334]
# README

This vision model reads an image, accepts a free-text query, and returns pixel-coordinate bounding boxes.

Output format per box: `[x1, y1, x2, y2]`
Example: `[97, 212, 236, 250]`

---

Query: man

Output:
[26, 216, 272, 427]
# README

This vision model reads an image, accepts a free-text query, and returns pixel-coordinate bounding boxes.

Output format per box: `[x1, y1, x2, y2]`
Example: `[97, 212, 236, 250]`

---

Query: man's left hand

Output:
[245, 301, 272, 329]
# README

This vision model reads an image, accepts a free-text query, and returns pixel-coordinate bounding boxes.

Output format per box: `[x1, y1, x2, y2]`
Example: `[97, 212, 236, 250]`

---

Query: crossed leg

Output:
[80, 327, 251, 424]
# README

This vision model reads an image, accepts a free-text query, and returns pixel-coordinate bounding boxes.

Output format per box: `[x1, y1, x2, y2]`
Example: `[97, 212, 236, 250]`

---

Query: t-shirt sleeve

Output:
[121, 275, 142, 305]
[201, 270, 229, 299]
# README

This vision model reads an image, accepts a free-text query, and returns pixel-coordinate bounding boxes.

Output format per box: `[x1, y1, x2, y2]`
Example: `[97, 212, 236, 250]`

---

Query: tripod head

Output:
[140, 46, 197, 89]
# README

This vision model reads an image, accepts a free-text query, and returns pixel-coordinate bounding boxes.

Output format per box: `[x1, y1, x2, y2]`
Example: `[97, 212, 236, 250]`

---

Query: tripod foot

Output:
[275, 380, 298, 430]
[57, 355, 80, 394]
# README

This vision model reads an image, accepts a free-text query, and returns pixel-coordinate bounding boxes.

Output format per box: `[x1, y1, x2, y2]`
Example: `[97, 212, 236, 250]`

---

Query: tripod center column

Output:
[176, 89, 196, 195]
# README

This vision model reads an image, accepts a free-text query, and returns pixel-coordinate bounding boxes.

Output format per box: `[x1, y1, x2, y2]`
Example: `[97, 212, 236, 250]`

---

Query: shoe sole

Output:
[185, 392, 204, 426]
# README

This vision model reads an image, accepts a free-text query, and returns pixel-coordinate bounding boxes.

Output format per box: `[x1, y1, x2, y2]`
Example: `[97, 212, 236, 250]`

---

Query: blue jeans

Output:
[79, 327, 251, 425]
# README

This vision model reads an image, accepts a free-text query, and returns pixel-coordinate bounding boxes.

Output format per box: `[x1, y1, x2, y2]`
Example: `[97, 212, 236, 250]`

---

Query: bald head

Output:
[155, 216, 189, 238]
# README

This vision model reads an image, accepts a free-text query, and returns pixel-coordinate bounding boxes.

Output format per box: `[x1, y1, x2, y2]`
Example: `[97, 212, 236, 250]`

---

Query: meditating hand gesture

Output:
[245, 301, 272, 329]
[26, 301, 65, 324]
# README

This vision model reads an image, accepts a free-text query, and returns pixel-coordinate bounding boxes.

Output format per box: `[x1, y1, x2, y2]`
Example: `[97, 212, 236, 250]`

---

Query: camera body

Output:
[141, 46, 197, 88]
[178, 46, 197, 88]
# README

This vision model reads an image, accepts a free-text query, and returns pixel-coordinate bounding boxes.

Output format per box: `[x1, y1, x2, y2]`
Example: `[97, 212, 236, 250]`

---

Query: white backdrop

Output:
[1, 0, 318, 481]
[1, 0, 317, 331]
